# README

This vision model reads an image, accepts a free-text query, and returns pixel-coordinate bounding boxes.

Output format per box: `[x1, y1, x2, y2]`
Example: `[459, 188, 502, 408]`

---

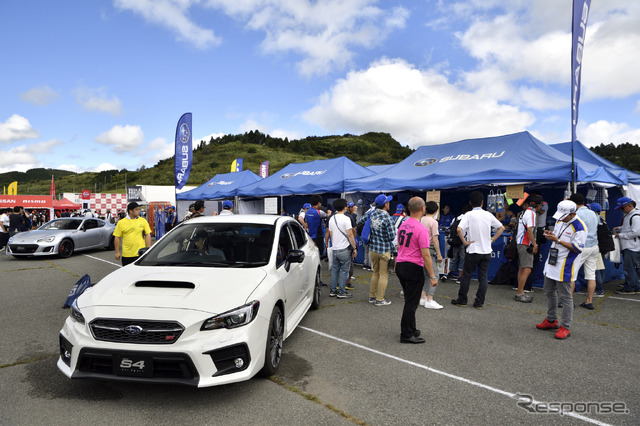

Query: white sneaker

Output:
[419, 298, 427, 306]
[424, 300, 443, 310]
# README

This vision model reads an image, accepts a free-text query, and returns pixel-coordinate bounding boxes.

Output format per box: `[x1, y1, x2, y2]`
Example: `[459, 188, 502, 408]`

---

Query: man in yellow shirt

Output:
[113, 202, 151, 266]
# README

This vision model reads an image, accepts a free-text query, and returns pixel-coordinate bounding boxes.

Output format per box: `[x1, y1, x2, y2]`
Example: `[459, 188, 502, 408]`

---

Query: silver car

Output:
[6, 218, 116, 258]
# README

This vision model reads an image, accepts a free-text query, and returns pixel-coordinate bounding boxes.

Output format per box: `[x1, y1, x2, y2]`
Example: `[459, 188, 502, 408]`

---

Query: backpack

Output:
[361, 215, 372, 245]
[597, 218, 615, 254]
[503, 213, 520, 260]
[446, 216, 463, 247]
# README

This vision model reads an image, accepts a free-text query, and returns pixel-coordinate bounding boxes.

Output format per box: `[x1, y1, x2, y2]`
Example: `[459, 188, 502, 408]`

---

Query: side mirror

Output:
[138, 247, 149, 256]
[287, 249, 305, 264]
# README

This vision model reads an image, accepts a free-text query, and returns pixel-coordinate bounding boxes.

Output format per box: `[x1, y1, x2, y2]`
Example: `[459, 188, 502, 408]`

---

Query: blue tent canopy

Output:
[367, 164, 395, 174]
[551, 140, 640, 185]
[237, 156, 375, 197]
[345, 131, 624, 193]
[177, 170, 262, 201]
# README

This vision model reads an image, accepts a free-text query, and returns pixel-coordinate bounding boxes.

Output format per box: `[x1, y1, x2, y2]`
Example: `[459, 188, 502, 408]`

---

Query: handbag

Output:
[609, 238, 621, 264]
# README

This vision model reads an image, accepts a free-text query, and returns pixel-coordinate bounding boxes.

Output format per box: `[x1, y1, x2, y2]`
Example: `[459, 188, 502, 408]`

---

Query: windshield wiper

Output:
[229, 261, 269, 268]
[149, 261, 231, 267]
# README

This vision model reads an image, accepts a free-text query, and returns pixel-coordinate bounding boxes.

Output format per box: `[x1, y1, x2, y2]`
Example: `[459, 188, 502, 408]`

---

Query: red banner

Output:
[0, 195, 53, 208]
[81, 190, 91, 200]
[50, 175, 55, 197]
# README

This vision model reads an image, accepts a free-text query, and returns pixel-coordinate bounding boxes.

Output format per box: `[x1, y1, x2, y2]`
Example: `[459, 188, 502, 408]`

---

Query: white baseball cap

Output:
[552, 200, 577, 220]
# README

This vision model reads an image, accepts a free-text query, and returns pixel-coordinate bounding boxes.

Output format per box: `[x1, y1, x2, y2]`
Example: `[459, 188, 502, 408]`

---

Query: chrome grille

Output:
[90, 318, 184, 344]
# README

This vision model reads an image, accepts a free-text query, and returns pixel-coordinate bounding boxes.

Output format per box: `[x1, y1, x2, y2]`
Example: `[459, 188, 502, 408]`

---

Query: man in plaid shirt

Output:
[358, 194, 396, 306]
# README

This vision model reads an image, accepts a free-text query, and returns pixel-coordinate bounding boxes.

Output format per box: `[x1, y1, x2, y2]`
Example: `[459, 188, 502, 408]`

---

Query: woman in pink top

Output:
[396, 197, 439, 344]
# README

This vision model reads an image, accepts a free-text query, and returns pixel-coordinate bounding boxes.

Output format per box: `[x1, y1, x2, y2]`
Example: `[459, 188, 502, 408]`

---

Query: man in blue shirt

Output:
[305, 195, 328, 259]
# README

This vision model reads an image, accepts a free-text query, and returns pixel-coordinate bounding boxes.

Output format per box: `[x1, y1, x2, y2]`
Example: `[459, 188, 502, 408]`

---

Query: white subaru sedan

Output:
[57, 215, 321, 387]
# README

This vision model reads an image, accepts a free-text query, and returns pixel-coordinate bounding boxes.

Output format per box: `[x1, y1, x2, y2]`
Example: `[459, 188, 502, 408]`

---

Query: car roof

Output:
[185, 214, 290, 225]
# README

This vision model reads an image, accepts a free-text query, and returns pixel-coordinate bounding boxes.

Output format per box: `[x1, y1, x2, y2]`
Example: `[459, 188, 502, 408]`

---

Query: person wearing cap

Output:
[570, 193, 601, 310]
[219, 200, 234, 216]
[613, 196, 640, 294]
[113, 201, 152, 266]
[357, 194, 396, 306]
[514, 194, 544, 303]
[297, 203, 311, 230]
[537, 200, 587, 339]
[452, 191, 505, 309]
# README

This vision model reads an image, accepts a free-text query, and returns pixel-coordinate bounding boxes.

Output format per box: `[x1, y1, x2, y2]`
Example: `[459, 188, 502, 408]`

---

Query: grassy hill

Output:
[0, 131, 413, 195]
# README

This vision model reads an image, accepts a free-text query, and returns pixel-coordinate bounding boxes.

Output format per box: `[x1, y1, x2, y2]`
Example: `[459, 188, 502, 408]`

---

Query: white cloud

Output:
[210, 0, 409, 76]
[0, 114, 39, 144]
[20, 86, 60, 106]
[453, 1, 640, 102]
[31, 139, 64, 154]
[579, 120, 640, 148]
[118, 0, 408, 76]
[194, 132, 225, 145]
[75, 87, 122, 116]
[238, 119, 300, 140]
[91, 163, 119, 172]
[95, 124, 144, 152]
[56, 164, 82, 173]
[115, 0, 221, 49]
[0, 145, 40, 173]
[304, 58, 534, 147]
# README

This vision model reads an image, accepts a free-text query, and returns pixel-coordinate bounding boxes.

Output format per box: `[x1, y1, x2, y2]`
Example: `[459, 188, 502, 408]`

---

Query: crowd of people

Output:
[296, 191, 638, 343]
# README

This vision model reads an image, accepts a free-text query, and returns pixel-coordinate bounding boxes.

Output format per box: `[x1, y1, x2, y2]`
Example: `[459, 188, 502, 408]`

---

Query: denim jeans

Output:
[622, 249, 640, 292]
[449, 245, 465, 273]
[457, 253, 491, 305]
[330, 247, 352, 293]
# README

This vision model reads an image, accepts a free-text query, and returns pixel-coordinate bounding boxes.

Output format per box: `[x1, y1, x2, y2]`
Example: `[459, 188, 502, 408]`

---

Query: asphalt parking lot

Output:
[1, 247, 638, 425]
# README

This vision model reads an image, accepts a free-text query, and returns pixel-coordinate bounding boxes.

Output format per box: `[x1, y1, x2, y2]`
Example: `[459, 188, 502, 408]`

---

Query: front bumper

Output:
[57, 307, 270, 387]
[6, 243, 57, 256]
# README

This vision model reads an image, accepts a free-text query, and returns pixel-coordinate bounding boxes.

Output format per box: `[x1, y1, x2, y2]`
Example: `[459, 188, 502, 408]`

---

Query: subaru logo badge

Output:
[414, 158, 437, 167]
[124, 325, 143, 335]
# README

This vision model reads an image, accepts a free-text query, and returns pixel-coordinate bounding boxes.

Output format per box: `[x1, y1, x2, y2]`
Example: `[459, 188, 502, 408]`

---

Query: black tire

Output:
[311, 269, 321, 310]
[260, 305, 283, 377]
[107, 236, 115, 250]
[58, 239, 74, 258]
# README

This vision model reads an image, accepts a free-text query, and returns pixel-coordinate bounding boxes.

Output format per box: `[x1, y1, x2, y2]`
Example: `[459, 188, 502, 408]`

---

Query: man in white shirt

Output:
[219, 200, 234, 215]
[325, 198, 357, 299]
[0, 208, 9, 249]
[452, 191, 505, 309]
[515, 195, 543, 303]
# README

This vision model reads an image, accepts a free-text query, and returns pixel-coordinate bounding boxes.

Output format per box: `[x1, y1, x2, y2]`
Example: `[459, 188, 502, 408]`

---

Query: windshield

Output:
[39, 219, 83, 230]
[137, 223, 275, 267]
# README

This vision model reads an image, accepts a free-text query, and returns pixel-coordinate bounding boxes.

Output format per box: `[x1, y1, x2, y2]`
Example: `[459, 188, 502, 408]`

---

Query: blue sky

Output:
[1, 0, 639, 174]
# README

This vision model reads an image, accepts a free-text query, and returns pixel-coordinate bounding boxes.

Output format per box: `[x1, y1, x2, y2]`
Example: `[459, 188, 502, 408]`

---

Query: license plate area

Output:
[113, 354, 153, 377]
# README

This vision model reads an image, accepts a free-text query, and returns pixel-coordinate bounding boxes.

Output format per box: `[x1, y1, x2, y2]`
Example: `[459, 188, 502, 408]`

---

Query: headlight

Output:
[70, 300, 85, 324]
[201, 301, 260, 331]
[36, 235, 56, 243]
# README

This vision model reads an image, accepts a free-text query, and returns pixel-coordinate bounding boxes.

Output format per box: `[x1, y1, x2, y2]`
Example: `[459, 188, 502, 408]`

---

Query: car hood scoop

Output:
[79, 267, 267, 313]
[135, 280, 196, 289]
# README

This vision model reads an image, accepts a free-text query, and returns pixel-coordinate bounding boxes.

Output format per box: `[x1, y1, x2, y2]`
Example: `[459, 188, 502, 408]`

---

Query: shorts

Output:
[580, 245, 602, 280]
[517, 244, 534, 269]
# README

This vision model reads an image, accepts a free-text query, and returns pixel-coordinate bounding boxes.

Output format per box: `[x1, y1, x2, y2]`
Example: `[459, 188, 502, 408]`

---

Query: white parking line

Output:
[82, 254, 121, 268]
[299, 326, 611, 426]
[609, 297, 640, 303]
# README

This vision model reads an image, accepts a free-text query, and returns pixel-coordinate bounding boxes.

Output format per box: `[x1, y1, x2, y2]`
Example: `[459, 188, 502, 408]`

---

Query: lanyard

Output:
[551, 221, 572, 249]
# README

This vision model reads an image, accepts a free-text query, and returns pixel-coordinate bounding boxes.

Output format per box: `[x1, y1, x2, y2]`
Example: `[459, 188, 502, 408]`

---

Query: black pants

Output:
[0, 232, 9, 248]
[313, 236, 326, 258]
[122, 256, 138, 267]
[396, 262, 424, 340]
[458, 253, 491, 305]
